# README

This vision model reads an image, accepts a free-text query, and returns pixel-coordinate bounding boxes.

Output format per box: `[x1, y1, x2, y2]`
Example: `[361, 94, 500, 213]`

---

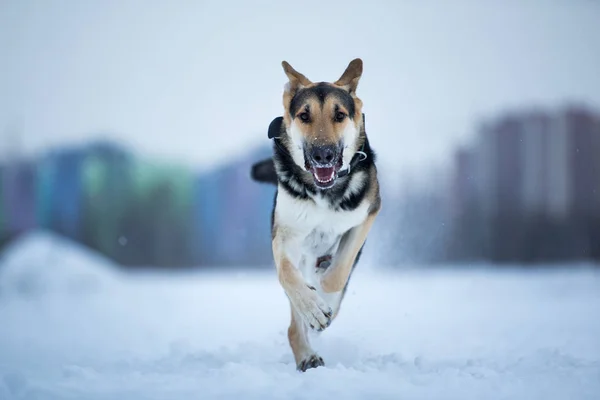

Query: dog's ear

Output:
[334, 58, 363, 95]
[268, 116, 284, 139]
[282, 61, 312, 94]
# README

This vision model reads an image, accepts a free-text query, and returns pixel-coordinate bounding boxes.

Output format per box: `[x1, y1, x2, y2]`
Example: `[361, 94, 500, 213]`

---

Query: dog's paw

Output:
[297, 354, 325, 372]
[295, 287, 333, 332]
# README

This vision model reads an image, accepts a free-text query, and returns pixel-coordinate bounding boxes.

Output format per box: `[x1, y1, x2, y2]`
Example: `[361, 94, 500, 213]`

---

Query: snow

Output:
[0, 230, 120, 298]
[1, 232, 599, 399]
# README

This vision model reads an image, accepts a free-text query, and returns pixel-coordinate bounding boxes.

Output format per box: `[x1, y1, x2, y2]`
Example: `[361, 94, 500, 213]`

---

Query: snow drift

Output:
[0, 230, 599, 399]
[0, 230, 120, 297]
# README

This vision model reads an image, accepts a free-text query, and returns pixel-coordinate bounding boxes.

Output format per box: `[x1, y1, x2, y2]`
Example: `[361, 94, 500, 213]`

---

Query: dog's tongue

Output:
[314, 167, 335, 182]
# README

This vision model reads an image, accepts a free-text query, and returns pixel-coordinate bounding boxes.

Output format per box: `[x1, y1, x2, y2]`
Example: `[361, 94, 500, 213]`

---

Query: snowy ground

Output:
[1, 232, 599, 400]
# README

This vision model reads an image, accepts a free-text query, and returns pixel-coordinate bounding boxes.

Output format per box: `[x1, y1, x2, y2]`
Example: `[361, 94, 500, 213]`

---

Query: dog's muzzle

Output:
[304, 144, 344, 189]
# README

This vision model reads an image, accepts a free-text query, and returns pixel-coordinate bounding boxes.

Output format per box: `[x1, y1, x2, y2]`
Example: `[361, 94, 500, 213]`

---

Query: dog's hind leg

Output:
[288, 300, 324, 372]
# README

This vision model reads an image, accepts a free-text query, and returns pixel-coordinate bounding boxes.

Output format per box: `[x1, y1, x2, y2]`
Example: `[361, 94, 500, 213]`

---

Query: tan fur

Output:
[321, 170, 380, 293]
[282, 60, 312, 88]
[297, 96, 353, 146]
[287, 303, 311, 365]
[272, 235, 303, 295]
[334, 58, 363, 94]
[271, 58, 381, 371]
[281, 59, 364, 147]
[321, 212, 378, 293]
[281, 61, 313, 128]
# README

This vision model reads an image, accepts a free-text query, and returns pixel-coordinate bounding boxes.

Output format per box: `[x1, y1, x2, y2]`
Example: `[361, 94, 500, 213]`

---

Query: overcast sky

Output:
[1, 0, 599, 175]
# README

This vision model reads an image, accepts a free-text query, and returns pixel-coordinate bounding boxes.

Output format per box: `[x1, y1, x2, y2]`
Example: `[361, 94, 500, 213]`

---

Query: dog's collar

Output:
[267, 113, 368, 178]
[337, 144, 367, 178]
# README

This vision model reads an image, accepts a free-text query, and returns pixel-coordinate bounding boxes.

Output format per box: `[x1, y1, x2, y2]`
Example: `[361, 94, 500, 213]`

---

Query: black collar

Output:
[337, 143, 366, 178]
[338, 112, 369, 177]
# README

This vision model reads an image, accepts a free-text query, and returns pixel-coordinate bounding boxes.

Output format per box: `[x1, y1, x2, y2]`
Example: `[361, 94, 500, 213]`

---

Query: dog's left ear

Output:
[268, 116, 284, 139]
[334, 58, 363, 95]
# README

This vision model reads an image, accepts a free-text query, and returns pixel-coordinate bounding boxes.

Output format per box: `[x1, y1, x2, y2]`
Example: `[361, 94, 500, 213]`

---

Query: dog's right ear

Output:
[268, 116, 284, 139]
[282, 61, 312, 95]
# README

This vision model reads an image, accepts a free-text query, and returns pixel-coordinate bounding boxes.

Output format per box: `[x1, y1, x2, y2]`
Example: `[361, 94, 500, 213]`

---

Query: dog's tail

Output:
[250, 157, 278, 185]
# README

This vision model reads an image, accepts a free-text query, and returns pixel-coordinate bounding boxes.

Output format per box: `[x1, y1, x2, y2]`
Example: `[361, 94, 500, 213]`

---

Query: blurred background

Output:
[3, 4, 600, 397]
[1, 0, 600, 270]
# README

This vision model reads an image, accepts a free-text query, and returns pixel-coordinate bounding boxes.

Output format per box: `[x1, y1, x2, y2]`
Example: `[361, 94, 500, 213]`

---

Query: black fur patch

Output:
[272, 136, 314, 201]
[338, 177, 370, 212]
[289, 83, 356, 119]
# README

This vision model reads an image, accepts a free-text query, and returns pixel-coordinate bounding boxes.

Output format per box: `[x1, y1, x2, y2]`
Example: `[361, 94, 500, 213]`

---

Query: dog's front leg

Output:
[272, 233, 333, 331]
[272, 231, 333, 371]
[321, 211, 379, 294]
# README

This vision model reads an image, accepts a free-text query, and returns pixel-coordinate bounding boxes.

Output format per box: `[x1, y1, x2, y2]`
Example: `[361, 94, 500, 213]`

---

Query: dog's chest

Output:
[276, 189, 368, 239]
[301, 228, 340, 257]
[276, 189, 369, 285]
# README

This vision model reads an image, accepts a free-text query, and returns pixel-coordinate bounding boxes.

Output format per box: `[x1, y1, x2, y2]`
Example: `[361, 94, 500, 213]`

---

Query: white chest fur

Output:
[275, 187, 369, 288]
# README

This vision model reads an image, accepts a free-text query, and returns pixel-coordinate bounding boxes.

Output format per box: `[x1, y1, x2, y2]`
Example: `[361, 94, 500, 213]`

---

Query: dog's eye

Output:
[299, 112, 310, 122]
[335, 111, 346, 122]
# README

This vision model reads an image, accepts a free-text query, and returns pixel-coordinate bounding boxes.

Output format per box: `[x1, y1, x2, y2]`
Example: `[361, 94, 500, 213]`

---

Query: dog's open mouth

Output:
[313, 167, 335, 184]
[306, 158, 343, 189]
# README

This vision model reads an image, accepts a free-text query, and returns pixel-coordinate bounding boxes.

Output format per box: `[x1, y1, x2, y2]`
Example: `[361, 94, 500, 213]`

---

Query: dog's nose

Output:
[310, 145, 337, 166]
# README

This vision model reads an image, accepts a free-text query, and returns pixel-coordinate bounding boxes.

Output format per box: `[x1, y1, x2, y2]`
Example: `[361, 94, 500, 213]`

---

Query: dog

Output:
[250, 58, 381, 372]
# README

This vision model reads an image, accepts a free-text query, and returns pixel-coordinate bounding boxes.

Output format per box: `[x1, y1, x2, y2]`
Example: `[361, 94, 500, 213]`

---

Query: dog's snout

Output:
[310, 145, 337, 166]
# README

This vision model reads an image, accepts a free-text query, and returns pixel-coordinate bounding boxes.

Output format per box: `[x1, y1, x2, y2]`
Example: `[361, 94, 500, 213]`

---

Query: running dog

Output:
[250, 58, 381, 372]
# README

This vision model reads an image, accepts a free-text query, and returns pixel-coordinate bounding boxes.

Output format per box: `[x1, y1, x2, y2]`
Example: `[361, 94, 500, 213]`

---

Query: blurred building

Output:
[0, 139, 278, 268]
[1, 160, 38, 236]
[39, 147, 87, 240]
[194, 145, 275, 267]
[0, 164, 4, 236]
[474, 114, 525, 216]
[449, 146, 477, 218]
[458, 105, 600, 218]
[562, 107, 600, 217]
[450, 104, 600, 262]
[520, 111, 552, 215]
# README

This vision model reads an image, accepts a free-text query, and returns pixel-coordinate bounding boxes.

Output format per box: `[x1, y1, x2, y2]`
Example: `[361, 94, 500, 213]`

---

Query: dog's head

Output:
[278, 59, 364, 190]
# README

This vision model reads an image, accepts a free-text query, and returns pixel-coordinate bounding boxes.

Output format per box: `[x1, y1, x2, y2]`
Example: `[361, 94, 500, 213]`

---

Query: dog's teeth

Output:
[315, 175, 334, 183]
